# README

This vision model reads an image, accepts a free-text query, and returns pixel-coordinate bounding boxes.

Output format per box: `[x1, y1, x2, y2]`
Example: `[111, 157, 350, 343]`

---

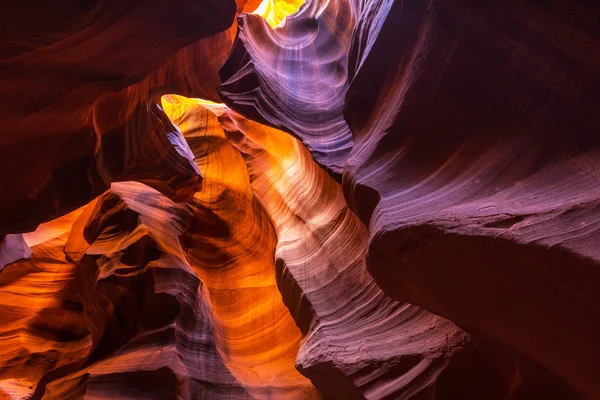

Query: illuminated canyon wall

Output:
[0, 0, 599, 399]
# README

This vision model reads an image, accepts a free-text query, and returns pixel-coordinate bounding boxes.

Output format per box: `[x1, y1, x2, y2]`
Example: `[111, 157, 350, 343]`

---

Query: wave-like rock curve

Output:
[0, 0, 238, 233]
[219, 0, 355, 178]
[342, 1, 600, 398]
[211, 106, 531, 399]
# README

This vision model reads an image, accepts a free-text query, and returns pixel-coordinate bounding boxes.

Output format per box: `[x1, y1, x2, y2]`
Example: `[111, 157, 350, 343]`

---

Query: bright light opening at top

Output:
[253, 0, 305, 28]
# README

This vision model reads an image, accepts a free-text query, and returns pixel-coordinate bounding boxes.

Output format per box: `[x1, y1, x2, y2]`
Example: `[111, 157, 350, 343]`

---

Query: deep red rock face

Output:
[0, 0, 599, 399]
[0, 0, 239, 234]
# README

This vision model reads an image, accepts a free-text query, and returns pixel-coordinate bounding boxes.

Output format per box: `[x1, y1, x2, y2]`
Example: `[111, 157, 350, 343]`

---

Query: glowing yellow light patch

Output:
[253, 0, 305, 28]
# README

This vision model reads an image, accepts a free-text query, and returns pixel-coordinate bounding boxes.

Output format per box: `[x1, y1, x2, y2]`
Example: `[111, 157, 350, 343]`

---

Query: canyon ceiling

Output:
[0, 0, 599, 399]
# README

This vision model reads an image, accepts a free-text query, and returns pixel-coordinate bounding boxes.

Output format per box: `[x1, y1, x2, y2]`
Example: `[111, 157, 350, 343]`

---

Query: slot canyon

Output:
[0, 0, 599, 399]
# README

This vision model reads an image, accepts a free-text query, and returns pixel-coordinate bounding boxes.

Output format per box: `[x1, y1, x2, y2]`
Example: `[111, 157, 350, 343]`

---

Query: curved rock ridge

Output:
[0, 0, 240, 234]
[37, 181, 256, 399]
[0, 191, 249, 399]
[205, 106, 529, 399]
[219, 0, 356, 178]
[1, 177, 321, 399]
[0, 207, 91, 399]
[0, 1, 598, 399]
[341, 0, 600, 398]
[163, 94, 320, 399]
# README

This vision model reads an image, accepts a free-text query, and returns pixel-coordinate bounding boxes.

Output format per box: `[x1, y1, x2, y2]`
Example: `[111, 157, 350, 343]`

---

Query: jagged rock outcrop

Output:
[38, 182, 255, 399]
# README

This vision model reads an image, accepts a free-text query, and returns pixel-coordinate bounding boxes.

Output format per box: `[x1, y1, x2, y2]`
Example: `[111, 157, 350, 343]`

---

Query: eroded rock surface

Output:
[0, 0, 239, 233]
[0, 176, 314, 398]
[164, 95, 319, 399]
[341, 1, 600, 398]
[219, 0, 355, 178]
[0, 208, 90, 399]
[169, 100, 556, 399]
[0, 0, 598, 399]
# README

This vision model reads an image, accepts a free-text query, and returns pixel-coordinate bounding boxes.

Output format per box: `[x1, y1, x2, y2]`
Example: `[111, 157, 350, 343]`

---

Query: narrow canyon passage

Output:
[1, 0, 599, 399]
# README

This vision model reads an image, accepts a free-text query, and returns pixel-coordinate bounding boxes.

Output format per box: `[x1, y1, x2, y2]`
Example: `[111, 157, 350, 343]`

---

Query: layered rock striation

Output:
[0, 0, 238, 233]
[341, 1, 600, 398]
[219, 0, 355, 178]
[1, 0, 599, 399]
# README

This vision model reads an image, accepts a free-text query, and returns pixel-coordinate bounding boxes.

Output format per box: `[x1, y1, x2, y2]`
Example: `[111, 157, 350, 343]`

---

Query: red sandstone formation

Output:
[0, 0, 238, 233]
[164, 96, 318, 398]
[1, 0, 599, 399]
[216, 107, 520, 399]
[0, 208, 90, 399]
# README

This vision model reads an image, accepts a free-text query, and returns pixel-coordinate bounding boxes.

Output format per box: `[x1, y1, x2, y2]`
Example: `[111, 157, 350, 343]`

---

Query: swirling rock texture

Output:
[0, 0, 240, 233]
[1, 0, 599, 399]
[215, 108, 519, 399]
[41, 182, 257, 399]
[340, 1, 600, 398]
[163, 95, 318, 399]
[219, 0, 354, 178]
[0, 207, 90, 399]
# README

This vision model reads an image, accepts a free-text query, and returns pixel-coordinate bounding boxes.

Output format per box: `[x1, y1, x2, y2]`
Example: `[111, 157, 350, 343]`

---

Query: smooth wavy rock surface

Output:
[0, 0, 598, 399]
[0, 0, 239, 234]
[189, 104, 531, 399]
[0, 177, 322, 399]
[0, 207, 90, 399]
[163, 95, 319, 399]
[341, 1, 600, 398]
[42, 182, 258, 399]
[219, 0, 354, 178]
